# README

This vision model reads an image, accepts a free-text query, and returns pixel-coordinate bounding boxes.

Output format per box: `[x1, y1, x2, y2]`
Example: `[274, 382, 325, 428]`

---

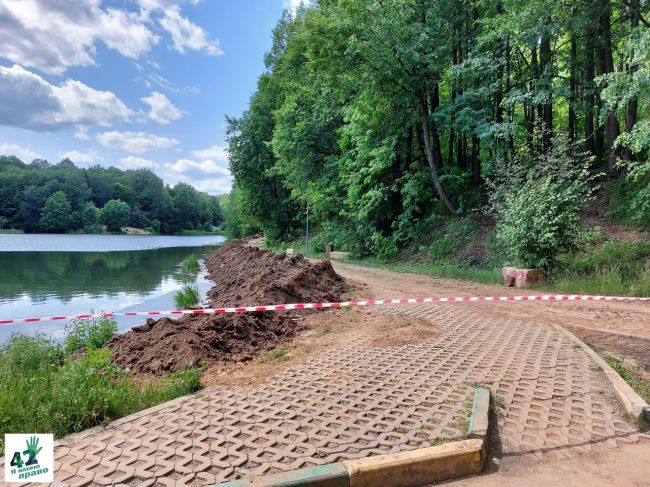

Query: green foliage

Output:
[489, 139, 596, 268]
[63, 317, 118, 355]
[174, 285, 201, 309]
[0, 333, 201, 454]
[39, 191, 73, 233]
[606, 176, 650, 228]
[100, 199, 131, 231]
[0, 159, 224, 234]
[82, 202, 102, 233]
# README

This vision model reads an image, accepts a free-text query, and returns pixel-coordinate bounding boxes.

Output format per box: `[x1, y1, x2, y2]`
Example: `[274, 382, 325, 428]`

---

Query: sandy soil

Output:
[444, 440, 650, 487]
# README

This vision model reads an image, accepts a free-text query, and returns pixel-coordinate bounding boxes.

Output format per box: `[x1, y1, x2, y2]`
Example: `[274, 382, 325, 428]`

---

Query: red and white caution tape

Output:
[1, 294, 649, 325]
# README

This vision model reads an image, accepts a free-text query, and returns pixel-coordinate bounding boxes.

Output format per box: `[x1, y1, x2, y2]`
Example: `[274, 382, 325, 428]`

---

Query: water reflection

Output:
[0, 247, 217, 303]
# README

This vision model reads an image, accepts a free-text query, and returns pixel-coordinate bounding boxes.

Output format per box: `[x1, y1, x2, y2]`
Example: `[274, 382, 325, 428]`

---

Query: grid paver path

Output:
[1, 304, 642, 486]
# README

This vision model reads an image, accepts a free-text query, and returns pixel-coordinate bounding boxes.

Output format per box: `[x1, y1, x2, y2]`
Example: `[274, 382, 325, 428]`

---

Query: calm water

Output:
[0, 234, 226, 343]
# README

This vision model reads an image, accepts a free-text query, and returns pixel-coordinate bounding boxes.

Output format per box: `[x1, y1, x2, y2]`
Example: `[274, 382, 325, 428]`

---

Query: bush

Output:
[488, 138, 597, 268]
[64, 316, 118, 355]
[101, 199, 131, 231]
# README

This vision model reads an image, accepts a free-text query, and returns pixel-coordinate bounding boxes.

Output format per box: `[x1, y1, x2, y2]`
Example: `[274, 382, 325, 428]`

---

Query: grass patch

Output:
[599, 351, 650, 404]
[321, 324, 333, 335]
[0, 319, 201, 454]
[0, 228, 23, 234]
[261, 348, 289, 363]
[532, 239, 650, 296]
[181, 254, 200, 273]
[174, 285, 201, 309]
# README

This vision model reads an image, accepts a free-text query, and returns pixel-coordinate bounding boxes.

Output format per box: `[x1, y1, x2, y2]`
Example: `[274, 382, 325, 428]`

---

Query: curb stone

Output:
[213, 388, 490, 487]
[554, 324, 650, 420]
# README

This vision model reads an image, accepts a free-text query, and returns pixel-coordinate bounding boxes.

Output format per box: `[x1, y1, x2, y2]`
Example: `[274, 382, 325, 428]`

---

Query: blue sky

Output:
[0, 0, 305, 194]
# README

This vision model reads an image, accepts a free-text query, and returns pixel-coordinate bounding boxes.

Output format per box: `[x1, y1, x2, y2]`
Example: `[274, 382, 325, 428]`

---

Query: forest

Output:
[0, 156, 223, 234]
[225, 0, 650, 271]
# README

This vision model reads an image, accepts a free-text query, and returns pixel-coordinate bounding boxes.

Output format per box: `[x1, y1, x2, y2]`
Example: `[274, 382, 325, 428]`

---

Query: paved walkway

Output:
[2, 305, 643, 486]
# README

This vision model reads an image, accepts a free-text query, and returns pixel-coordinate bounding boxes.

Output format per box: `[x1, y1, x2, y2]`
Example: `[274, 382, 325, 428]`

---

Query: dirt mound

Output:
[204, 242, 348, 307]
[108, 241, 348, 373]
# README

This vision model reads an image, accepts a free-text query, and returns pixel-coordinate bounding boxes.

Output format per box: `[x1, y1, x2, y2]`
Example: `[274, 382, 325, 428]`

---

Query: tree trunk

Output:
[471, 135, 480, 185]
[569, 32, 577, 142]
[584, 15, 597, 156]
[599, 0, 620, 171]
[418, 94, 456, 214]
[623, 0, 640, 162]
[540, 31, 553, 153]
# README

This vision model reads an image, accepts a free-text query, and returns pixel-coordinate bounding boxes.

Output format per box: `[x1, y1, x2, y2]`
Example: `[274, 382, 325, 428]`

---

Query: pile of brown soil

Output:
[204, 242, 348, 307]
[107, 241, 348, 373]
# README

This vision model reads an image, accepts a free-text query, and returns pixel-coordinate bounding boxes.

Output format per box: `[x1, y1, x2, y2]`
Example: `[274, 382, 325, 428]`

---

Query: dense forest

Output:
[225, 0, 650, 269]
[0, 156, 223, 234]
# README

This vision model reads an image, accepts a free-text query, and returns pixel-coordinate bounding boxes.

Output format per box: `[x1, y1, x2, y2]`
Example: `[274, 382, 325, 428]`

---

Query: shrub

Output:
[64, 316, 118, 355]
[488, 138, 597, 269]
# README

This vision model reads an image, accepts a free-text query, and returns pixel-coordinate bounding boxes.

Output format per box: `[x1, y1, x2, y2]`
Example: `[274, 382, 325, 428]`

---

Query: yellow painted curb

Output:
[342, 439, 484, 487]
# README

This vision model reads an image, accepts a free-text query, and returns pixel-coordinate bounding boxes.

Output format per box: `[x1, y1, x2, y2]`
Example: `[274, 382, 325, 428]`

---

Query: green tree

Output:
[39, 191, 73, 233]
[100, 199, 130, 231]
[83, 202, 101, 233]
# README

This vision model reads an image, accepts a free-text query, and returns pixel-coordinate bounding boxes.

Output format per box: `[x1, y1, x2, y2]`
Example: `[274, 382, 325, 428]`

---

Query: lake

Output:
[0, 234, 227, 343]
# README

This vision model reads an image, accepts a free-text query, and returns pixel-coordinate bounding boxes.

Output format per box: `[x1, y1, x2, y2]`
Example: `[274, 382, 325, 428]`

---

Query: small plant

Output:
[181, 254, 200, 273]
[64, 316, 118, 355]
[174, 285, 201, 309]
[261, 348, 289, 363]
[321, 324, 332, 335]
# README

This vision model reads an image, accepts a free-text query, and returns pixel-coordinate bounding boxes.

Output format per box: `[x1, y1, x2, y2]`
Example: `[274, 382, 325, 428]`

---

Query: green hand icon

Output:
[22, 436, 42, 466]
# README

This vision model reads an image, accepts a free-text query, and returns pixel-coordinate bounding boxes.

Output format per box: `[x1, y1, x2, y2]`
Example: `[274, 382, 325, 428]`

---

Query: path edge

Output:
[554, 324, 650, 420]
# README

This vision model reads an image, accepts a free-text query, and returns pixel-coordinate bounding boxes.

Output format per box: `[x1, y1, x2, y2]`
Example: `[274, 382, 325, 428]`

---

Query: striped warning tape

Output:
[1, 294, 649, 325]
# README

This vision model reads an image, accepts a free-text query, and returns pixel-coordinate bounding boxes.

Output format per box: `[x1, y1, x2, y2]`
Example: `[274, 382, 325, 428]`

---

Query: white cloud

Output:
[141, 91, 183, 124]
[119, 155, 160, 170]
[97, 130, 180, 153]
[191, 144, 228, 162]
[0, 0, 159, 75]
[190, 177, 232, 195]
[165, 158, 229, 176]
[0, 64, 132, 131]
[62, 149, 103, 165]
[0, 142, 41, 162]
[159, 7, 223, 56]
[74, 126, 91, 141]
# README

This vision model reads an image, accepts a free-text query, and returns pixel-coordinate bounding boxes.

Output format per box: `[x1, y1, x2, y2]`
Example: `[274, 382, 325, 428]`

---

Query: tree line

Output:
[225, 0, 650, 265]
[0, 156, 223, 234]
